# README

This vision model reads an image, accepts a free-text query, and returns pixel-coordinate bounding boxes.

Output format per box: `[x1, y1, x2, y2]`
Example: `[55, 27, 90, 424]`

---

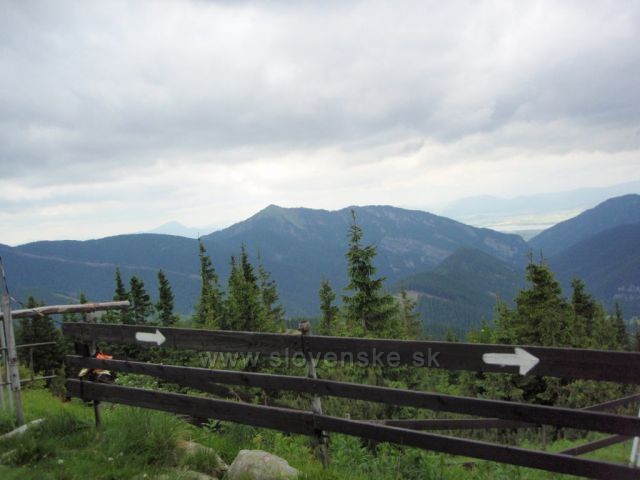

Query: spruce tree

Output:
[226, 247, 264, 331]
[257, 258, 284, 332]
[319, 279, 339, 335]
[129, 275, 153, 325]
[444, 328, 459, 342]
[194, 240, 224, 329]
[156, 270, 177, 326]
[18, 296, 63, 374]
[62, 292, 88, 323]
[103, 268, 131, 324]
[398, 288, 421, 339]
[342, 211, 399, 337]
[514, 261, 571, 347]
[612, 302, 628, 350]
[571, 278, 597, 342]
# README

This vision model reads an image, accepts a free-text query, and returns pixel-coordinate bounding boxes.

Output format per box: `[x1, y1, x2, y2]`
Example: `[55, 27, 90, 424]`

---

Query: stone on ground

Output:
[227, 449, 300, 480]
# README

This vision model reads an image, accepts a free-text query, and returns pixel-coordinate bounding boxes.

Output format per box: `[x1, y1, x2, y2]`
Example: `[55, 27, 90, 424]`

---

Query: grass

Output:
[0, 388, 635, 479]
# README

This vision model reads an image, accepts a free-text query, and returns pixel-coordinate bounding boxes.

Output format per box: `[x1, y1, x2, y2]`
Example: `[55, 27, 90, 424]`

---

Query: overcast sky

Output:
[1, 0, 639, 245]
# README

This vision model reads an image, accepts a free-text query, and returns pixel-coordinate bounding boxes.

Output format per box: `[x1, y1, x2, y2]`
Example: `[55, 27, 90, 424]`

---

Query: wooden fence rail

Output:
[62, 322, 640, 479]
[65, 380, 640, 480]
[63, 322, 640, 383]
[65, 355, 640, 437]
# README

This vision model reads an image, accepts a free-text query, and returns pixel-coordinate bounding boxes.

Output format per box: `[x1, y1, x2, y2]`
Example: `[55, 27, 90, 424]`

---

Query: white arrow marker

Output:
[135, 329, 166, 346]
[482, 347, 539, 375]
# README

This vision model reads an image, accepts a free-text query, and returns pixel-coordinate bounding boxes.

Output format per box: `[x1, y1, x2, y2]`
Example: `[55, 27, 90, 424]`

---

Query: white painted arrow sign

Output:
[135, 329, 166, 346]
[482, 347, 540, 375]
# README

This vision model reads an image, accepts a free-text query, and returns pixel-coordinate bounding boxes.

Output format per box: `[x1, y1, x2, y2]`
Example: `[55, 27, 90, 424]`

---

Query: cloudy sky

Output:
[1, 0, 639, 245]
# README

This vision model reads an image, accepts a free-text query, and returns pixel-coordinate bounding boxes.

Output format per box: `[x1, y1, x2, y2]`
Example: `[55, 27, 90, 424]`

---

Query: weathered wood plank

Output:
[63, 323, 301, 354]
[372, 393, 640, 430]
[65, 356, 640, 436]
[313, 415, 640, 480]
[560, 434, 630, 456]
[65, 380, 315, 435]
[63, 323, 640, 383]
[585, 393, 640, 412]
[3, 301, 130, 320]
[373, 418, 532, 430]
[305, 335, 640, 383]
[65, 379, 639, 480]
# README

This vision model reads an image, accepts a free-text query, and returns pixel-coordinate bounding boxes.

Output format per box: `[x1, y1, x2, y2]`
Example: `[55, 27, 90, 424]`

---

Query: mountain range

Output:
[440, 181, 640, 233]
[1, 194, 638, 336]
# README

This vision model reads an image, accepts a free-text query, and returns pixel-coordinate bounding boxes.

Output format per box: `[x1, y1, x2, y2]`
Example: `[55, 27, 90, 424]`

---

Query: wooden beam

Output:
[3, 301, 130, 320]
[305, 335, 640, 384]
[65, 381, 639, 480]
[66, 380, 315, 435]
[585, 393, 640, 412]
[560, 434, 630, 457]
[373, 418, 531, 430]
[313, 415, 640, 480]
[63, 323, 640, 384]
[63, 323, 301, 354]
[369, 393, 640, 430]
[65, 356, 640, 437]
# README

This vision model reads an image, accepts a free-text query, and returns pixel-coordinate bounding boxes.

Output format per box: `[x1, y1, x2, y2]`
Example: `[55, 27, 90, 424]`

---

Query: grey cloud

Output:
[0, 0, 639, 186]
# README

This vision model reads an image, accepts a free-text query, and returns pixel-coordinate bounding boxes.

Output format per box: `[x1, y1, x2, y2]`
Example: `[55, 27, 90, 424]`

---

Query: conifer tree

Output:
[257, 257, 284, 331]
[493, 298, 518, 344]
[612, 302, 628, 350]
[444, 328, 459, 343]
[398, 288, 421, 339]
[129, 275, 153, 325]
[18, 296, 63, 374]
[62, 292, 87, 323]
[156, 270, 177, 326]
[514, 261, 571, 347]
[194, 240, 224, 329]
[226, 247, 264, 331]
[571, 278, 597, 341]
[104, 268, 131, 324]
[342, 211, 399, 337]
[319, 279, 339, 335]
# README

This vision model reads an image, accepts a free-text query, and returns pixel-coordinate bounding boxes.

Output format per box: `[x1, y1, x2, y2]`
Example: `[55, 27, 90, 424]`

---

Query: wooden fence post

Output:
[298, 321, 329, 467]
[75, 311, 101, 427]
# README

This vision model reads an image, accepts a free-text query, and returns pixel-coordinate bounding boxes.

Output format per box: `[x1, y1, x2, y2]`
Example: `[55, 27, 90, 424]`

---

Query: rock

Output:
[177, 439, 227, 477]
[138, 470, 217, 480]
[227, 450, 300, 480]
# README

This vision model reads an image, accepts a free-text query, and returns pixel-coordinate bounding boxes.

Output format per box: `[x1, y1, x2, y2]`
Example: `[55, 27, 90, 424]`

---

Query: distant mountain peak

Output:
[261, 204, 285, 212]
[147, 221, 209, 238]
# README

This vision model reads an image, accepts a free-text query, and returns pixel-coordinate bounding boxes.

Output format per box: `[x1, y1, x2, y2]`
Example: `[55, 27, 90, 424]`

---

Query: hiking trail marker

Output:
[482, 347, 540, 375]
[135, 329, 166, 346]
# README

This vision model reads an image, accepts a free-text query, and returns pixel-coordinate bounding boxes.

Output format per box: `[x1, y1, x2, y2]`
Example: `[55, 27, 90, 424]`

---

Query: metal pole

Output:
[0, 326, 4, 412]
[0, 258, 24, 427]
[0, 319, 12, 413]
[0, 281, 24, 425]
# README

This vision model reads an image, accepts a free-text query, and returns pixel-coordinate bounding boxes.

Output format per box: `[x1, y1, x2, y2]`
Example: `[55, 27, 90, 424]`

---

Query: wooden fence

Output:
[63, 322, 640, 479]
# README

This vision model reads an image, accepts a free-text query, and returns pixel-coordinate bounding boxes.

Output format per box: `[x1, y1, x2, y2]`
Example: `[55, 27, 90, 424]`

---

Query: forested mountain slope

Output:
[399, 248, 524, 337]
[3, 205, 529, 317]
[550, 222, 640, 317]
[529, 194, 640, 257]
